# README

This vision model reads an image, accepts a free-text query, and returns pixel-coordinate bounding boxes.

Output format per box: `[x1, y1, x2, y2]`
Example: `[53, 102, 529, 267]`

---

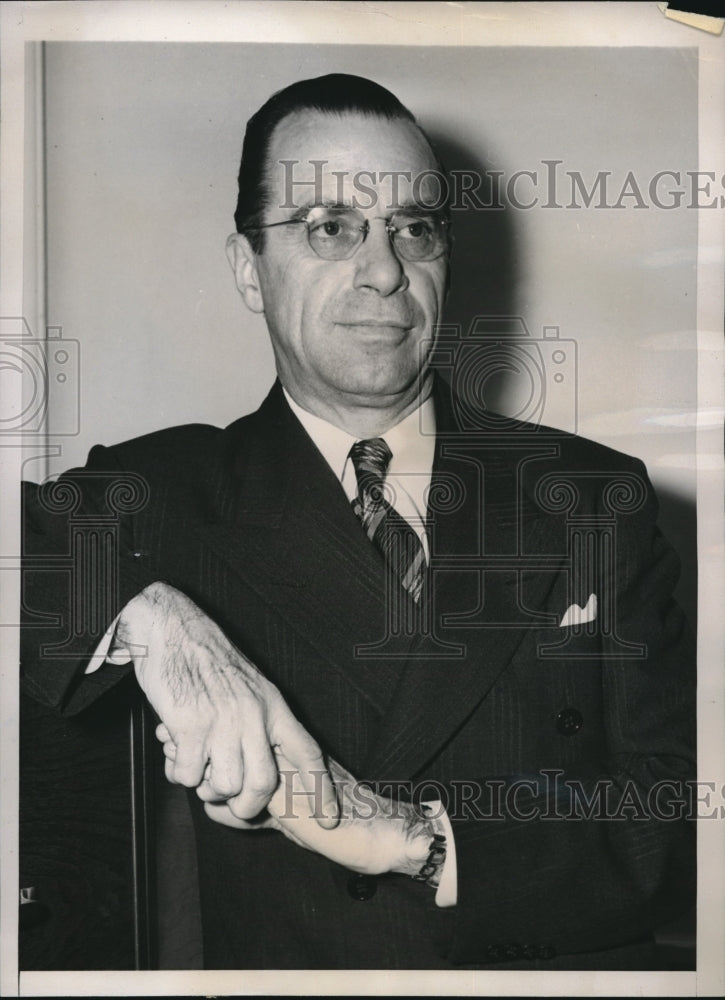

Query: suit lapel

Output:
[196, 383, 412, 715]
[362, 380, 563, 780]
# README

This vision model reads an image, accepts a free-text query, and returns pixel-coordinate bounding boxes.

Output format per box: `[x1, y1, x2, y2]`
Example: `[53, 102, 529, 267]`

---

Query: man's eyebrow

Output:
[289, 199, 350, 214]
[287, 200, 444, 218]
[393, 201, 445, 218]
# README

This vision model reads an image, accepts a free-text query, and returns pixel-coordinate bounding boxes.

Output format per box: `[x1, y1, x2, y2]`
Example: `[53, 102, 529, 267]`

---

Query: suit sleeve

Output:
[439, 461, 696, 964]
[20, 445, 159, 715]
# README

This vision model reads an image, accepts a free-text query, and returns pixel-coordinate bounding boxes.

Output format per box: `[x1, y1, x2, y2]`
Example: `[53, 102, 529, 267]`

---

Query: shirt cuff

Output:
[426, 799, 457, 907]
[84, 612, 132, 673]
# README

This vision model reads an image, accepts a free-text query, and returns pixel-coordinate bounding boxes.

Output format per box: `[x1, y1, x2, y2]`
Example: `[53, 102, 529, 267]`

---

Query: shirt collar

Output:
[282, 387, 436, 484]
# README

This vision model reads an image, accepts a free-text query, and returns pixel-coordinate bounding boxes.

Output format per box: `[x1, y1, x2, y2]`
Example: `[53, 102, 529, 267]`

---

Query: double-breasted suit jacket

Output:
[21, 377, 695, 969]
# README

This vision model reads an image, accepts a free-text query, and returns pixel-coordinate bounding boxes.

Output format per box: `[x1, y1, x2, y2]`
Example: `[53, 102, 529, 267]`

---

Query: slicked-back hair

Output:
[233, 73, 445, 253]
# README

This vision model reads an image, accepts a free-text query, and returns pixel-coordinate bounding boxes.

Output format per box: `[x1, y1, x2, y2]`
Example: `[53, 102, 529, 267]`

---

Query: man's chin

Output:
[331, 366, 430, 405]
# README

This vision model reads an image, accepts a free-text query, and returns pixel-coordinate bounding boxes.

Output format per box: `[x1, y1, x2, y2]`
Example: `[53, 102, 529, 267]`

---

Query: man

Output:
[21, 74, 695, 970]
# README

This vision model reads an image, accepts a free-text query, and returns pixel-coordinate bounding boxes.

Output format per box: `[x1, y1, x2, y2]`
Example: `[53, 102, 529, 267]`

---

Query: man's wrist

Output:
[84, 585, 159, 674]
[85, 612, 127, 673]
[116, 582, 165, 647]
[391, 801, 446, 884]
[84, 584, 166, 675]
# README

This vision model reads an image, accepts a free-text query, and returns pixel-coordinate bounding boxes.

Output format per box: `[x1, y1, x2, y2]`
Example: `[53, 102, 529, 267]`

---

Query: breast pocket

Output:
[534, 621, 605, 663]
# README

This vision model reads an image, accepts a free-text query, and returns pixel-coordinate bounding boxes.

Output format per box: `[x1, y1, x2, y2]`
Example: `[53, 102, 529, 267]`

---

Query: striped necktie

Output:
[349, 438, 426, 602]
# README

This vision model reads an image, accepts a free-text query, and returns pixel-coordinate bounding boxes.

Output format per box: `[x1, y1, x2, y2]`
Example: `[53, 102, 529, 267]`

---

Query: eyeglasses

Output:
[252, 204, 451, 262]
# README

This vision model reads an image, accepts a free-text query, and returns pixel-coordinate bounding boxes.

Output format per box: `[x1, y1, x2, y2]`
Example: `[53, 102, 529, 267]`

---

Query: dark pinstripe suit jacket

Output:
[21, 377, 695, 969]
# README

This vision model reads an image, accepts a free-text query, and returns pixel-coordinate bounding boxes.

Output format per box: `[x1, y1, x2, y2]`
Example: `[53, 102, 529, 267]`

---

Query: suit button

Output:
[556, 707, 583, 736]
[347, 874, 377, 901]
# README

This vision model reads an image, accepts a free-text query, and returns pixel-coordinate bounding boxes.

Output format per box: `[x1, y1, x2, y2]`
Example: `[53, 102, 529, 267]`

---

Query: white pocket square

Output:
[559, 593, 597, 627]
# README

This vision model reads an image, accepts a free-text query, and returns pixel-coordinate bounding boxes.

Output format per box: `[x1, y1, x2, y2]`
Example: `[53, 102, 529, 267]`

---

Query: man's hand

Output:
[115, 581, 338, 827]
[202, 752, 436, 878]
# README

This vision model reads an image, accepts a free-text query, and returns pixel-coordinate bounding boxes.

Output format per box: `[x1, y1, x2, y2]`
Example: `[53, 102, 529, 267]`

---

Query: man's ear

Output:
[226, 233, 264, 314]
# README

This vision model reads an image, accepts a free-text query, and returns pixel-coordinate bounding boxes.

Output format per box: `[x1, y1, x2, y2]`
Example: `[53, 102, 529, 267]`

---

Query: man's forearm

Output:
[206, 753, 458, 906]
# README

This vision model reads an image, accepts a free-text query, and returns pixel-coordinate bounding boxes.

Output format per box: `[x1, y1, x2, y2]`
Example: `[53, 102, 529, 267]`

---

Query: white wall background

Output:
[33, 42, 698, 620]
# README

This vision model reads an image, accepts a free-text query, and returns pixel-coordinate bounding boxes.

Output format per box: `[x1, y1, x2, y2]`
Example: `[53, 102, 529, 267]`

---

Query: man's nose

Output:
[351, 219, 408, 296]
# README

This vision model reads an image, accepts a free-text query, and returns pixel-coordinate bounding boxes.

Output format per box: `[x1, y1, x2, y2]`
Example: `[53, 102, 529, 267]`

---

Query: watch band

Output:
[412, 803, 447, 888]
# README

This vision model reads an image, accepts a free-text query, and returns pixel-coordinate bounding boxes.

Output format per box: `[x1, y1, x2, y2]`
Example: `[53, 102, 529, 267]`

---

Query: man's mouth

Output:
[335, 319, 411, 329]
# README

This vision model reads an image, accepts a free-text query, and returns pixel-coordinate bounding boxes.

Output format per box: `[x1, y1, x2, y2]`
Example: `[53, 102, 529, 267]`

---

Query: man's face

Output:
[232, 111, 449, 418]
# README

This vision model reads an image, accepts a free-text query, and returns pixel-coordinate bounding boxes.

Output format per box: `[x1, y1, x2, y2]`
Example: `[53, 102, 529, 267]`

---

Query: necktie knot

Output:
[349, 437, 392, 505]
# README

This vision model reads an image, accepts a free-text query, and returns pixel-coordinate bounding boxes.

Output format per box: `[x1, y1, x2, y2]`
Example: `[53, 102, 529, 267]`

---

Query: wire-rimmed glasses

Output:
[251, 204, 451, 262]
